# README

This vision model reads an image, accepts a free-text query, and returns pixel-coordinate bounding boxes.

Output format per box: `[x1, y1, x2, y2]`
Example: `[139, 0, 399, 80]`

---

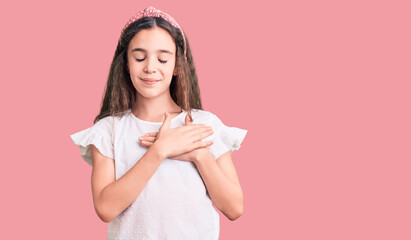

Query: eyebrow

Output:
[131, 48, 173, 55]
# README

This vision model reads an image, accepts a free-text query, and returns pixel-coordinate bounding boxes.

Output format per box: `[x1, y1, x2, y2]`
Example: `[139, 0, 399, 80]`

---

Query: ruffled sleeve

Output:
[208, 112, 247, 160]
[70, 116, 115, 166]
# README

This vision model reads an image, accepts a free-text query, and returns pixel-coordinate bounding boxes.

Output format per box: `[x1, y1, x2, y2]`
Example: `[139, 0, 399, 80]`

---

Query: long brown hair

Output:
[93, 16, 202, 124]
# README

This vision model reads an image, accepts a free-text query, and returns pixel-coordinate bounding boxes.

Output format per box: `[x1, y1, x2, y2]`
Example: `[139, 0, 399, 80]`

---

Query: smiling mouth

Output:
[141, 78, 160, 85]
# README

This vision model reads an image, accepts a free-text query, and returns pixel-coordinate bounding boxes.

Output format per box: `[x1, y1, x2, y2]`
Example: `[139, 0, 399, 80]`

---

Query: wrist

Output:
[151, 141, 167, 160]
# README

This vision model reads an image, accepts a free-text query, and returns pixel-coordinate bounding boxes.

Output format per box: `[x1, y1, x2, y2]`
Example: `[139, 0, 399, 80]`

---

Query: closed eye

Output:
[136, 58, 167, 64]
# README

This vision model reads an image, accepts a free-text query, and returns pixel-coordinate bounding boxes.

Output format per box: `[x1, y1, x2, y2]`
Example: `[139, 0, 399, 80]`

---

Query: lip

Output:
[141, 78, 160, 85]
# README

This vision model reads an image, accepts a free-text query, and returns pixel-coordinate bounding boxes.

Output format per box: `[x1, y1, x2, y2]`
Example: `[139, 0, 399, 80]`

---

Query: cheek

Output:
[129, 67, 145, 81]
[166, 63, 177, 74]
[128, 60, 139, 72]
[166, 67, 175, 75]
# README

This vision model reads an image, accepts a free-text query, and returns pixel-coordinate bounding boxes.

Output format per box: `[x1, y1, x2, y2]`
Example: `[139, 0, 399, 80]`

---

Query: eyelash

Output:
[136, 58, 167, 64]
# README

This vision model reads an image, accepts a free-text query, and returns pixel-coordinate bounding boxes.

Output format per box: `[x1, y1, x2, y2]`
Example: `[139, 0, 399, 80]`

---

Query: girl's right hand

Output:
[154, 112, 214, 159]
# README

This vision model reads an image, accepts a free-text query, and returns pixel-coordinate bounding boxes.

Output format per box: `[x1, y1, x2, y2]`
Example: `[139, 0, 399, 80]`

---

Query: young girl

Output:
[70, 6, 247, 239]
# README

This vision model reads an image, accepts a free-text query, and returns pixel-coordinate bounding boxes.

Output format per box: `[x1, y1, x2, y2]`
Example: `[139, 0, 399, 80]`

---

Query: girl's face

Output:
[127, 27, 178, 100]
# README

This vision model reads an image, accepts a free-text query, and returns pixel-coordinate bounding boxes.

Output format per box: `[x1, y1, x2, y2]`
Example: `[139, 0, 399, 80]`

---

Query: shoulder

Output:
[95, 110, 129, 124]
[93, 110, 128, 133]
[189, 108, 210, 120]
[94, 115, 114, 128]
[189, 108, 222, 125]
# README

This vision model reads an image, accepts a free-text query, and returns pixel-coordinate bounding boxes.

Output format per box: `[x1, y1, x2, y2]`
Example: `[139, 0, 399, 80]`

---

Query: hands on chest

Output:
[138, 112, 214, 162]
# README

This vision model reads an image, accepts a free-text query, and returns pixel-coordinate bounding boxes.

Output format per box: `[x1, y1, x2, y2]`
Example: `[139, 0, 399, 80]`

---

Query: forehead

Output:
[128, 27, 176, 54]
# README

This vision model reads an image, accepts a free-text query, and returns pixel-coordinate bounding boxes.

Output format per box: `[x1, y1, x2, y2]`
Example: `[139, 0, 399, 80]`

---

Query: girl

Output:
[70, 6, 247, 240]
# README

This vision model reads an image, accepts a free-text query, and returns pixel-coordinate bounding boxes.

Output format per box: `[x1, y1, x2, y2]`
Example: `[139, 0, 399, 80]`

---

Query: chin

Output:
[136, 89, 169, 99]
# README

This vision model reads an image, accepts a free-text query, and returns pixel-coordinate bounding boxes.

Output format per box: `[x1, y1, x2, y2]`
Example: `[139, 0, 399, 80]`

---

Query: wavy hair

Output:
[93, 16, 202, 123]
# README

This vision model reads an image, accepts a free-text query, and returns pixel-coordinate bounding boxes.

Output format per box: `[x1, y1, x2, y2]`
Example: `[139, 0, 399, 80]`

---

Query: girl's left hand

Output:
[139, 114, 213, 162]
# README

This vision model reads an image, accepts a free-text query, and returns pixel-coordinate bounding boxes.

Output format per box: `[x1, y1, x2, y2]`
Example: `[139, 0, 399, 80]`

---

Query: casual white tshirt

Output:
[70, 108, 247, 240]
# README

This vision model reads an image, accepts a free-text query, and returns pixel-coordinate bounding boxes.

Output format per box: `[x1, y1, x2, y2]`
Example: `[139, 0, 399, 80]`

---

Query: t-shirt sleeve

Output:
[208, 112, 247, 160]
[70, 117, 115, 166]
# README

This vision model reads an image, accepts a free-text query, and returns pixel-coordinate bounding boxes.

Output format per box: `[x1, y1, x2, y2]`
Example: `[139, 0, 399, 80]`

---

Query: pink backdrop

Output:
[1, 0, 410, 239]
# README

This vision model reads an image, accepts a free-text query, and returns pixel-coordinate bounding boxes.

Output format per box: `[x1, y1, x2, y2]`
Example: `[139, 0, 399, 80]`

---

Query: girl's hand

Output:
[139, 114, 214, 162]
[149, 112, 214, 159]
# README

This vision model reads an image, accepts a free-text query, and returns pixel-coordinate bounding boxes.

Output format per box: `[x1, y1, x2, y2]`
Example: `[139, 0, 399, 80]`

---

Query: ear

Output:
[173, 66, 178, 76]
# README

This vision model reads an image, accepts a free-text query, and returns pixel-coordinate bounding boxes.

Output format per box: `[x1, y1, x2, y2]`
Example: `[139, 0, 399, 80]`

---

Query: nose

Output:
[144, 57, 157, 73]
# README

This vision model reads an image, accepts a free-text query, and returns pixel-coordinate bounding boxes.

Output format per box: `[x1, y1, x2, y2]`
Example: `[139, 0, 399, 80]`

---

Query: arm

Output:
[91, 143, 165, 223]
[193, 150, 244, 221]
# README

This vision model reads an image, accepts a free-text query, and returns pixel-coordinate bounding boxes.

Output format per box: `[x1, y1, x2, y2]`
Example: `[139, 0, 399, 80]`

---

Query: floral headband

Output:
[120, 6, 187, 62]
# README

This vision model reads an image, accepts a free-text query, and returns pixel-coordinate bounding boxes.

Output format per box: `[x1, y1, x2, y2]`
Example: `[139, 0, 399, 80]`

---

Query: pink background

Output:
[1, 0, 410, 239]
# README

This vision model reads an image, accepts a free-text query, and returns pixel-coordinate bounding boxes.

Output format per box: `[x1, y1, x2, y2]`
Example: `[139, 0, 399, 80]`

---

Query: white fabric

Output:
[70, 108, 247, 240]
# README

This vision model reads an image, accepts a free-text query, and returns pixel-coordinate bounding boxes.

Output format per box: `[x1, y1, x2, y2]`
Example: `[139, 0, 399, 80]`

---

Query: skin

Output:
[127, 27, 181, 121]
[90, 27, 243, 223]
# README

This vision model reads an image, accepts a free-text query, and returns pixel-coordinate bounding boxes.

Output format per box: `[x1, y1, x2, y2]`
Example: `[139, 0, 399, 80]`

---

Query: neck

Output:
[132, 91, 182, 122]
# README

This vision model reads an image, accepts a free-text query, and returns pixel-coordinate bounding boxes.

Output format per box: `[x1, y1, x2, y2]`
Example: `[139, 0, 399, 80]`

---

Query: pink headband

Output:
[120, 6, 187, 62]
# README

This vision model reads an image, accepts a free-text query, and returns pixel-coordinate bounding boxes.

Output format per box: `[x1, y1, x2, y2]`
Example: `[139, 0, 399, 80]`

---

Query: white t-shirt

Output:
[70, 108, 247, 240]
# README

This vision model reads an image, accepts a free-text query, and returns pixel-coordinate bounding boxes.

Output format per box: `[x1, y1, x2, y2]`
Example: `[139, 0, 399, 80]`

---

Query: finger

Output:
[188, 125, 213, 136]
[139, 136, 156, 143]
[159, 112, 171, 131]
[190, 140, 214, 151]
[189, 127, 214, 142]
[178, 124, 209, 131]
[144, 132, 158, 137]
[185, 114, 192, 126]
[140, 140, 154, 147]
